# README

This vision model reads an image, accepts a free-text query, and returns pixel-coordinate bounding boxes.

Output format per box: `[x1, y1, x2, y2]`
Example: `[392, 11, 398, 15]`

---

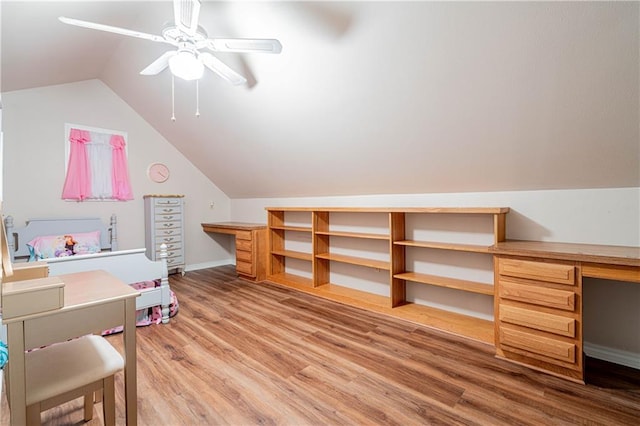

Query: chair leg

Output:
[83, 390, 94, 421]
[102, 375, 116, 426]
[26, 403, 41, 426]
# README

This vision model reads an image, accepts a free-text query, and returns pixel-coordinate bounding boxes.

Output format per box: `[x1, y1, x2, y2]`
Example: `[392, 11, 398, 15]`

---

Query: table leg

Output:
[123, 298, 137, 425]
[6, 322, 26, 426]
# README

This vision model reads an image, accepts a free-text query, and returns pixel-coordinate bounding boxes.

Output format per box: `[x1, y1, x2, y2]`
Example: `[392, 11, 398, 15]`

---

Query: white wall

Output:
[2, 80, 234, 269]
[231, 188, 640, 366]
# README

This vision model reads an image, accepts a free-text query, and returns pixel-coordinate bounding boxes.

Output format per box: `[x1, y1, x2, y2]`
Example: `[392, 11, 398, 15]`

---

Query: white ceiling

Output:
[2, 1, 638, 198]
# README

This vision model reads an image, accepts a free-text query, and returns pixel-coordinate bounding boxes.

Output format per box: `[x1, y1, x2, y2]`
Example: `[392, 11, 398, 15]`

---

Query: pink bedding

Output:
[102, 280, 179, 336]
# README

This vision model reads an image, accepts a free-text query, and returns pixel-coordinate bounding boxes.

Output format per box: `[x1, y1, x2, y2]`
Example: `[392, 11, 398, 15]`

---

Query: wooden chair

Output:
[24, 334, 124, 425]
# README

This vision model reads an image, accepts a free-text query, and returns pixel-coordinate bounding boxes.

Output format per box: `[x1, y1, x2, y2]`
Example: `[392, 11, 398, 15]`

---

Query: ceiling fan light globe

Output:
[169, 51, 204, 80]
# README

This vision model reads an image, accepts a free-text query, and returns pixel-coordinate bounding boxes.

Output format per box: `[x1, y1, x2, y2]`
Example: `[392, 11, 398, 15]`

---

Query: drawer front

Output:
[236, 260, 254, 275]
[236, 230, 253, 241]
[154, 212, 182, 222]
[499, 279, 576, 311]
[166, 256, 185, 267]
[156, 241, 182, 252]
[236, 239, 253, 252]
[155, 205, 182, 214]
[155, 228, 181, 239]
[154, 198, 182, 207]
[155, 221, 182, 231]
[155, 235, 182, 245]
[236, 249, 253, 262]
[500, 305, 576, 338]
[499, 258, 575, 285]
[500, 327, 576, 364]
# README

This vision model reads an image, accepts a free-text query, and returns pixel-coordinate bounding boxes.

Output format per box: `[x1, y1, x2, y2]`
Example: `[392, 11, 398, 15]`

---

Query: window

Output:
[61, 124, 133, 201]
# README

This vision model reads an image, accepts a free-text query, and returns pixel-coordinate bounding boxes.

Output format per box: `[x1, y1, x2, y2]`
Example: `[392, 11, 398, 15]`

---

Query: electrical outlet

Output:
[209, 201, 215, 209]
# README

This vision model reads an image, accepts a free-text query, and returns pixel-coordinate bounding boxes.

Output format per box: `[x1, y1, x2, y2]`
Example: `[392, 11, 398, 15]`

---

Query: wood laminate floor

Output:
[2, 265, 639, 425]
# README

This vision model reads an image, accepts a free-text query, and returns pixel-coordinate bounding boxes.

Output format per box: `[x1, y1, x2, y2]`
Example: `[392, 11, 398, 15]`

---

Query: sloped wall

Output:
[2, 79, 233, 268]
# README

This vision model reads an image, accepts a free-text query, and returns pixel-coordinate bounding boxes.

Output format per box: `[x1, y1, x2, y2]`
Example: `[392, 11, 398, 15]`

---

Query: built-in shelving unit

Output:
[266, 207, 509, 344]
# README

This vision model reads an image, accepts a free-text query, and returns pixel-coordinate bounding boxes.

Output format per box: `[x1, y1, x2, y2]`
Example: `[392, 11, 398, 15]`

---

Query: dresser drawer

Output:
[236, 230, 253, 241]
[498, 258, 575, 285]
[236, 249, 253, 262]
[154, 212, 182, 222]
[154, 198, 182, 207]
[500, 327, 576, 364]
[155, 221, 181, 231]
[155, 205, 182, 214]
[236, 239, 253, 252]
[499, 279, 576, 311]
[236, 260, 254, 275]
[500, 305, 576, 337]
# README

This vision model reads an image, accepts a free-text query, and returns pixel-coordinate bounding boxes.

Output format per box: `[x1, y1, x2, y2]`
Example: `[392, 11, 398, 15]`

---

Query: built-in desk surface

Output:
[201, 222, 267, 281]
[491, 240, 640, 282]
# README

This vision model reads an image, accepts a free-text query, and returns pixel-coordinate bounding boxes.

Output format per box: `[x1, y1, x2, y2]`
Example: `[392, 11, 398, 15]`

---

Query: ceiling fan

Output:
[59, 0, 282, 86]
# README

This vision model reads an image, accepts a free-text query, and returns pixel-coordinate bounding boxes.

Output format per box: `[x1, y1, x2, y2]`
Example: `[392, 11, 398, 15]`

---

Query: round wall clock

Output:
[147, 162, 170, 183]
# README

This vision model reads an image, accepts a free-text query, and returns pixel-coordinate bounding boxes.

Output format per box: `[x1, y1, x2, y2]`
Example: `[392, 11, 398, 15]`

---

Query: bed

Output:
[4, 214, 173, 324]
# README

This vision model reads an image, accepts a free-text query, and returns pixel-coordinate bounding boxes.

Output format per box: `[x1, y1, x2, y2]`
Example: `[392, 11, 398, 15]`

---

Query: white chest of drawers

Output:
[144, 195, 185, 275]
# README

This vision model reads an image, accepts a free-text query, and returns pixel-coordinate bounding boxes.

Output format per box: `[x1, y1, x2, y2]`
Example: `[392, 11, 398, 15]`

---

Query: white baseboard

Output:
[184, 259, 234, 272]
[584, 341, 640, 369]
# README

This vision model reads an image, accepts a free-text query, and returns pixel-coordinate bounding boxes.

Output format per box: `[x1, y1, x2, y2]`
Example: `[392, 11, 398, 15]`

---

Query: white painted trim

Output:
[584, 341, 640, 369]
[185, 259, 234, 272]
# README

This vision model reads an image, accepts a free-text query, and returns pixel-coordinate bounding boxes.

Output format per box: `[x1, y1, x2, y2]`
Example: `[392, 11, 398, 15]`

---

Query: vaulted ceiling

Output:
[2, 1, 638, 198]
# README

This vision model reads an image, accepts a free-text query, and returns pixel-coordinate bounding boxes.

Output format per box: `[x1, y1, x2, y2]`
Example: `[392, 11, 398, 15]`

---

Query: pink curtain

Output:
[61, 129, 92, 200]
[110, 135, 133, 200]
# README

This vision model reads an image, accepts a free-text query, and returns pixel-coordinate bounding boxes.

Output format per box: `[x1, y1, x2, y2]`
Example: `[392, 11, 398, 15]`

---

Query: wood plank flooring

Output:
[2, 265, 639, 425]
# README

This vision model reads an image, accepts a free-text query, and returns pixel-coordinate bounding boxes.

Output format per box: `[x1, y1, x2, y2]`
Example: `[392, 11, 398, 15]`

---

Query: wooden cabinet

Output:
[495, 256, 583, 382]
[201, 222, 267, 282]
[144, 195, 185, 274]
[266, 207, 509, 344]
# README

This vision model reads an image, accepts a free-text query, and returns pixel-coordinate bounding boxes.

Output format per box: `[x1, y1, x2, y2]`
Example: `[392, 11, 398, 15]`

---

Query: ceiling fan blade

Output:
[199, 53, 247, 86]
[206, 38, 282, 54]
[174, 0, 201, 37]
[59, 16, 170, 44]
[140, 51, 177, 75]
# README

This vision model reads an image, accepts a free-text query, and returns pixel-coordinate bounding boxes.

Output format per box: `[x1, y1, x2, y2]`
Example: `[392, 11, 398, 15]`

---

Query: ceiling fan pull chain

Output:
[171, 75, 176, 121]
[196, 80, 200, 117]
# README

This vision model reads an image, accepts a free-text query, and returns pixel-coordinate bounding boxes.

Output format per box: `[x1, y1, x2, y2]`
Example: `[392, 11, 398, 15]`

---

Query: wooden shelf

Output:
[268, 272, 313, 288]
[315, 253, 390, 270]
[266, 206, 509, 345]
[394, 272, 494, 295]
[394, 240, 491, 253]
[271, 249, 313, 261]
[269, 225, 312, 233]
[316, 230, 389, 240]
[266, 207, 509, 214]
[392, 303, 494, 344]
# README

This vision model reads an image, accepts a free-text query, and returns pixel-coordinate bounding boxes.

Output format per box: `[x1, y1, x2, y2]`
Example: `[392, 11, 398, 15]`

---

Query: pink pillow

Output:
[27, 231, 101, 260]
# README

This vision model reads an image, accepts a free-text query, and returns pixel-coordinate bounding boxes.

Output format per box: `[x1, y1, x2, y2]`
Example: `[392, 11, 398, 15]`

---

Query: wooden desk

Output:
[2, 270, 140, 425]
[201, 222, 267, 282]
[491, 240, 640, 382]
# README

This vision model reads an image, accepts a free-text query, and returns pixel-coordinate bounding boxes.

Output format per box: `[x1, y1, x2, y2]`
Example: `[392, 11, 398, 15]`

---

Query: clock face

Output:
[148, 163, 170, 183]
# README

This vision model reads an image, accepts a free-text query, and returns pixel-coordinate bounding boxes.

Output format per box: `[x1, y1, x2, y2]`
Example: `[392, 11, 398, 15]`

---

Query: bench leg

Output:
[83, 390, 94, 421]
[26, 403, 41, 426]
[102, 375, 116, 426]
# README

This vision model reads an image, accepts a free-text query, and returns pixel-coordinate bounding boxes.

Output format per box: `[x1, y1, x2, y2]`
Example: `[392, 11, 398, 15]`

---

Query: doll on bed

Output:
[55, 235, 78, 257]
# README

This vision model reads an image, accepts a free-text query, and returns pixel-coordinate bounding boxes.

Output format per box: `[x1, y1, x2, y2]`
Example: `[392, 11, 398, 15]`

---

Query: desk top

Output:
[2, 270, 139, 323]
[202, 222, 267, 231]
[491, 240, 640, 267]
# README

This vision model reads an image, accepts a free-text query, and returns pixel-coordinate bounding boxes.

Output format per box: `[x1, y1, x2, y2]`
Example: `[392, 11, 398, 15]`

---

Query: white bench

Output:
[24, 335, 124, 425]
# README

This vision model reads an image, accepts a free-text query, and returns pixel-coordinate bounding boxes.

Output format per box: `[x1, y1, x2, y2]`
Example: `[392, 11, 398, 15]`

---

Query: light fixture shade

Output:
[169, 50, 204, 80]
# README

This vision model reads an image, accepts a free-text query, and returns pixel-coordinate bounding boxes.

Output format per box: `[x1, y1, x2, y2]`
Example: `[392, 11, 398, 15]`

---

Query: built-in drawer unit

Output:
[495, 256, 582, 382]
[201, 222, 267, 282]
[144, 195, 185, 275]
